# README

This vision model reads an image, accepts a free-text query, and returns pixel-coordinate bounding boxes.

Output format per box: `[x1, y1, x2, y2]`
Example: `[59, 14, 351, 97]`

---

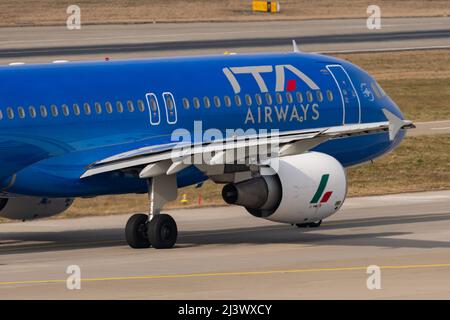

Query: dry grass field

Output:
[1, 0, 449, 27]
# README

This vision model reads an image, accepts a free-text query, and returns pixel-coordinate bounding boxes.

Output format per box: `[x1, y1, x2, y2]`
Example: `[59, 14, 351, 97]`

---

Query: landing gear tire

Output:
[147, 214, 178, 249]
[296, 220, 322, 228]
[125, 213, 151, 248]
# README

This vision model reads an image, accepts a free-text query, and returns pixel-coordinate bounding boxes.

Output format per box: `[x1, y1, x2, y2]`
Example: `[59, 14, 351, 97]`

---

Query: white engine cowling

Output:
[0, 197, 74, 220]
[222, 152, 347, 224]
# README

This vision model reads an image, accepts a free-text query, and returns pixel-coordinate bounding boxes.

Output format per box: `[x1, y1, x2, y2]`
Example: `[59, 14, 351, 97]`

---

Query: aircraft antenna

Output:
[292, 40, 300, 53]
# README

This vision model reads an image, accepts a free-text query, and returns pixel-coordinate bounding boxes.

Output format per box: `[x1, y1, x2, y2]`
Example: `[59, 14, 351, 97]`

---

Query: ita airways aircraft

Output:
[0, 42, 414, 249]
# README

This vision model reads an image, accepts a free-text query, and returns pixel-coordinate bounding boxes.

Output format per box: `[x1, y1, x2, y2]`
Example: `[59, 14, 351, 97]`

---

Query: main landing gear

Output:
[125, 175, 178, 249]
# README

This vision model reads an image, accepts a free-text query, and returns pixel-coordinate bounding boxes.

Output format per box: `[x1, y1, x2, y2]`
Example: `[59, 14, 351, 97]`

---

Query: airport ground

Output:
[0, 17, 449, 299]
[1, 0, 449, 27]
[1, 190, 449, 299]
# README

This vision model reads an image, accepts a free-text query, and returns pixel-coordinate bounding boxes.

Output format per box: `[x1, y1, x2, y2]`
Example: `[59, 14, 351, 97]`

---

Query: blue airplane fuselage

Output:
[0, 52, 405, 198]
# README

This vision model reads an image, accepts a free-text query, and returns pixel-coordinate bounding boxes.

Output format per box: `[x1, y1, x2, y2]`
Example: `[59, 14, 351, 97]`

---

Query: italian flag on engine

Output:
[310, 174, 333, 206]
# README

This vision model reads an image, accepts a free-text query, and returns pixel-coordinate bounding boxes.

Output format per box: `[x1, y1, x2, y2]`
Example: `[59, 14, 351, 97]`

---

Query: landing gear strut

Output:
[125, 175, 178, 249]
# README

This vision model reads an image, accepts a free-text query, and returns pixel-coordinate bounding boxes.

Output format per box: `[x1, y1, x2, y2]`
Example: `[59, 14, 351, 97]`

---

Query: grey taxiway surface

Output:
[0, 190, 449, 299]
[0, 17, 449, 64]
[410, 120, 450, 136]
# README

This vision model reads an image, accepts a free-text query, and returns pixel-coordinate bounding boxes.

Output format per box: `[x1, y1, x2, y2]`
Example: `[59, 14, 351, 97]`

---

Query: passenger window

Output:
[214, 96, 222, 108]
[203, 97, 211, 109]
[62, 104, 70, 116]
[18, 106, 25, 119]
[245, 94, 252, 106]
[51, 104, 59, 117]
[276, 93, 283, 105]
[105, 102, 113, 113]
[182, 98, 190, 109]
[127, 101, 134, 112]
[116, 101, 123, 113]
[137, 100, 145, 112]
[7, 107, 14, 119]
[73, 104, 81, 116]
[224, 96, 231, 107]
[29, 106, 37, 118]
[317, 91, 323, 102]
[296, 92, 303, 103]
[306, 91, 313, 102]
[84, 103, 91, 115]
[234, 95, 242, 107]
[265, 93, 272, 105]
[94, 103, 101, 114]
[255, 94, 262, 106]
[326, 90, 333, 101]
[193, 97, 200, 109]
[40, 105, 48, 118]
[286, 92, 293, 104]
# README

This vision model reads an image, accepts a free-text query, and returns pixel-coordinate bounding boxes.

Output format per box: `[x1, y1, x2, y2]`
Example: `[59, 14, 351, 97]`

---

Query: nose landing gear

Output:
[125, 175, 178, 249]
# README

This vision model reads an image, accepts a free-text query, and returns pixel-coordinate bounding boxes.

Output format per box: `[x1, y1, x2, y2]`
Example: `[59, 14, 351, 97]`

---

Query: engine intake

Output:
[222, 175, 282, 217]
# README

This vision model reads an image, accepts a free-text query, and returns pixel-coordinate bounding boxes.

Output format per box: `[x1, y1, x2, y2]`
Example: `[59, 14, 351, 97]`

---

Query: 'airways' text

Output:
[245, 103, 320, 124]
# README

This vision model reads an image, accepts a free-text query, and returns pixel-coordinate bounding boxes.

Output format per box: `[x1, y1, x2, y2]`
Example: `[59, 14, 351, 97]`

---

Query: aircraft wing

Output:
[80, 109, 414, 179]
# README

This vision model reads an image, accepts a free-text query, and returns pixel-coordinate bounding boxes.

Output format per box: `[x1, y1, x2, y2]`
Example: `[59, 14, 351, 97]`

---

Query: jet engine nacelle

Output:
[0, 197, 74, 220]
[222, 152, 347, 224]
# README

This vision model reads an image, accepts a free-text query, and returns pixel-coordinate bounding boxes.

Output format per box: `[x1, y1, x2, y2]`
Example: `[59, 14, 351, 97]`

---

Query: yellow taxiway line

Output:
[1, 263, 450, 286]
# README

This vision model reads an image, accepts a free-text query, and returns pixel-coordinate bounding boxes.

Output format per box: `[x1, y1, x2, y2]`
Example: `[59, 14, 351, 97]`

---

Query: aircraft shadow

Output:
[0, 212, 449, 255]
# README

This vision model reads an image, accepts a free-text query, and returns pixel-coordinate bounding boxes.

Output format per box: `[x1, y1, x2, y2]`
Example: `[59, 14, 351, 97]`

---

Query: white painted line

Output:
[431, 127, 450, 130]
[415, 120, 450, 124]
[318, 45, 450, 54]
